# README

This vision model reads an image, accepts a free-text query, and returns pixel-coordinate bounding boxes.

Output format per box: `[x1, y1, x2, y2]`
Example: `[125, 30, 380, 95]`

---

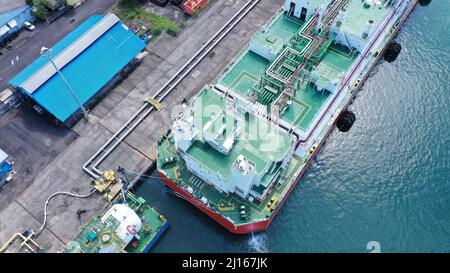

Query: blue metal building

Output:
[0, 5, 34, 44]
[9, 14, 146, 126]
[0, 148, 13, 188]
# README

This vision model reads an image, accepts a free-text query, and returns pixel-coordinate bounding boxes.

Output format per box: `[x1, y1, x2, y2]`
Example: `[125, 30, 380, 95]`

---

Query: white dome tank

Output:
[101, 204, 142, 246]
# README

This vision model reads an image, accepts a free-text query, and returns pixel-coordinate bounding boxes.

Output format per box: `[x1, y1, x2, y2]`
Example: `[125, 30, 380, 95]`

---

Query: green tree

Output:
[31, 0, 53, 20]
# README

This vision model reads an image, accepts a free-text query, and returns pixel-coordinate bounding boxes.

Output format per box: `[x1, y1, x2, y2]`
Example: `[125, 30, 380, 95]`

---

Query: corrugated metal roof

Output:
[0, 149, 8, 163]
[21, 14, 120, 94]
[0, 5, 28, 26]
[0, 24, 9, 36]
[9, 14, 146, 123]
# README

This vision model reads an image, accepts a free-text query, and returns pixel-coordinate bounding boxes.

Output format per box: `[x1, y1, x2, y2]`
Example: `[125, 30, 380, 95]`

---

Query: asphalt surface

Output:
[0, 0, 117, 91]
[0, 0, 26, 14]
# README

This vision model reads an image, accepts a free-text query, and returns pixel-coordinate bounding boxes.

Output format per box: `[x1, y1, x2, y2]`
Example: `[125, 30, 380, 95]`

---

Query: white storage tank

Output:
[101, 204, 143, 247]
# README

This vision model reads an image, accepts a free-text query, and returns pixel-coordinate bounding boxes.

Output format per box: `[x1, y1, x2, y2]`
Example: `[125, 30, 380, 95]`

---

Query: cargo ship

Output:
[157, 0, 418, 234]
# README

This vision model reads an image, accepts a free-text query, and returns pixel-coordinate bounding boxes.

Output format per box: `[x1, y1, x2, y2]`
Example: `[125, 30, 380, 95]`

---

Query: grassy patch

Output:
[113, 0, 181, 37]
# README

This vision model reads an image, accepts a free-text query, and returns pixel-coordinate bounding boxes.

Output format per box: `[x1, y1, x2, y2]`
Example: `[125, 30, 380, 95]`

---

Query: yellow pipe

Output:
[0, 231, 39, 253]
[20, 233, 40, 253]
[0, 233, 25, 253]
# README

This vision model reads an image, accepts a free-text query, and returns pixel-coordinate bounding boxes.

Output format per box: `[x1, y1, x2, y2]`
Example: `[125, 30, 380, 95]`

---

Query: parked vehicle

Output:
[24, 21, 36, 31]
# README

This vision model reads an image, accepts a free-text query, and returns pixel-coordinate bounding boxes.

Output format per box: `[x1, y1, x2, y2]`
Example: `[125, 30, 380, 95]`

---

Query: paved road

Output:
[0, 0, 116, 91]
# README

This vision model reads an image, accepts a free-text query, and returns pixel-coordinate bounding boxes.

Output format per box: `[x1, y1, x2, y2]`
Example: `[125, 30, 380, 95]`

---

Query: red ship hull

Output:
[159, 1, 417, 234]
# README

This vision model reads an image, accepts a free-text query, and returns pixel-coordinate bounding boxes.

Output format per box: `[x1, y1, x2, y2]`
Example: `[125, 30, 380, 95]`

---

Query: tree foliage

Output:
[28, 0, 54, 20]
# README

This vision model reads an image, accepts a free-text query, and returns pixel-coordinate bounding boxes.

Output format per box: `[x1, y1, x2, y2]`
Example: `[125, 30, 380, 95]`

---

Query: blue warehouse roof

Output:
[9, 14, 146, 123]
[0, 6, 29, 27]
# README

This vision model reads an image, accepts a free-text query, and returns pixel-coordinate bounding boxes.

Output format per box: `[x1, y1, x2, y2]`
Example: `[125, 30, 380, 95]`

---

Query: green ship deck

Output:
[158, 129, 305, 225]
[62, 192, 168, 253]
[218, 11, 359, 132]
[158, 87, 305, 225]
[186, 88, 295, 180]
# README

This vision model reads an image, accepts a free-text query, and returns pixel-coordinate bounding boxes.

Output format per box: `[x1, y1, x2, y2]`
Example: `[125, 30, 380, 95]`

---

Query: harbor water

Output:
[135, 2, 450, 252]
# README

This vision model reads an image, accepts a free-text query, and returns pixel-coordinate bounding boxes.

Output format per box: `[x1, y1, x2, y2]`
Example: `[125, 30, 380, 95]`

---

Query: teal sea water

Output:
[136, 2, 450, 252]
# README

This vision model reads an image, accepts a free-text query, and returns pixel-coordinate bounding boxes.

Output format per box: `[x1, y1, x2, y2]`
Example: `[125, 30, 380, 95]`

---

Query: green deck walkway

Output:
[217, 12, 359, 133]
[281, 44, 358, 131]
[218, 14, 304, 95]
[219, 51, 269, 95]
